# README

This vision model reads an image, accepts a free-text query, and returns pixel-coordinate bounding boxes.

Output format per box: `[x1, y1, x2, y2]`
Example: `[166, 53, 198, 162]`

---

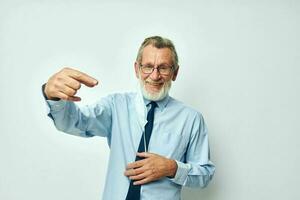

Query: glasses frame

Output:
[139, 63, 174, 75]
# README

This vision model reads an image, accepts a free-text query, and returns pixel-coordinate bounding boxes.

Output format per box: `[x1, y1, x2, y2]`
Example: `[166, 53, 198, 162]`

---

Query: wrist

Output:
[42, 83, 60, 101]
[167, 159, 178, 178]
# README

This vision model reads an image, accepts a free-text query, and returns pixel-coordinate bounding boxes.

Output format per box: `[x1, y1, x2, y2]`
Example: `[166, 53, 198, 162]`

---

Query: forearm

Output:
[169, 160, 215, 188]
[46, 99, 92, 137]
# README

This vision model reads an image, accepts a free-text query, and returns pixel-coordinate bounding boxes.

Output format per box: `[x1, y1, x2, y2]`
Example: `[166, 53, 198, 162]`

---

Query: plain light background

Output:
[0, 0, 299, 199]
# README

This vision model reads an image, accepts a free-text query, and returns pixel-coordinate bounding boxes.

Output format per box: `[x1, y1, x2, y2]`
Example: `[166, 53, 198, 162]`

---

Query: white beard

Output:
[138, 72, 172, 101]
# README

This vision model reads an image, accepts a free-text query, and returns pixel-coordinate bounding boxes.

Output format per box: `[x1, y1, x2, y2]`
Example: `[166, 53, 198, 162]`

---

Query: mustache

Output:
[144, 79, 164, 84]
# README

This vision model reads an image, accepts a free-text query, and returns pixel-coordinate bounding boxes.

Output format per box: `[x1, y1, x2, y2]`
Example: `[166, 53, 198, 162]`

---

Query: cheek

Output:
[140, 74, 149, 81]
[161, 76, 171, 83]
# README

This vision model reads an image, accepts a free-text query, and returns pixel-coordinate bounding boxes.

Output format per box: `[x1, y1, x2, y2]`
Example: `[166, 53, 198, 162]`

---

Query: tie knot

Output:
[150, 101, 157, 108]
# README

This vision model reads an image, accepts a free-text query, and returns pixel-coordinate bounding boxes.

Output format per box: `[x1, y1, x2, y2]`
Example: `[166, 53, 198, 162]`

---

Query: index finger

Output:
[136, 152, 153, 158]
[67, 68, 98, 87]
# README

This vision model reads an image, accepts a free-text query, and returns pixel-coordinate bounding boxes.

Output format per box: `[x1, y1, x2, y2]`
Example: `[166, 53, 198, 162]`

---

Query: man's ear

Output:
[134, 62, 139, 79]
[172, 66, 179, 81]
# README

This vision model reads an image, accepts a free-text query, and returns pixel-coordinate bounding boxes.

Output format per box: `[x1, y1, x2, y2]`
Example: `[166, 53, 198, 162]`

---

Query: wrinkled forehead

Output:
[141, 45, 173, 65]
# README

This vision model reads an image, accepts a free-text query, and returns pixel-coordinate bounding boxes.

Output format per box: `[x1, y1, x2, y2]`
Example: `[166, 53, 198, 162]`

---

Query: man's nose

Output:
[149, 68, 161, 80]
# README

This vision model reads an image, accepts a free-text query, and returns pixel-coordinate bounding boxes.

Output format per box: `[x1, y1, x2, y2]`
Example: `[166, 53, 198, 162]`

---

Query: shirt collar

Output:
[143, 94, 170, 111]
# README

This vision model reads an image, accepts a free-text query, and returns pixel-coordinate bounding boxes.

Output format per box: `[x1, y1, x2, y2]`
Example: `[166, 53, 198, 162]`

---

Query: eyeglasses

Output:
[139, 63, 173, 75]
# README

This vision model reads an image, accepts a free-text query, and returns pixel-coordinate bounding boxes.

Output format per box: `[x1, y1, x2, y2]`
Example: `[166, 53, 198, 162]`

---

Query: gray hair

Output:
[136, 36, 179, 70]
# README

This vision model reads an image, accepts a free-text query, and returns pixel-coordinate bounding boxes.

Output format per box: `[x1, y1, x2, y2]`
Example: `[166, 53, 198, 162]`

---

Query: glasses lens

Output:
[142, 65, 153, 73]
[159, 67, 171, 75]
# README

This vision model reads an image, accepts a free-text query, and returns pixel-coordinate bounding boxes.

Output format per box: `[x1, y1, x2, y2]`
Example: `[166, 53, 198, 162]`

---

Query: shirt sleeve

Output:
[169, 113, 215, 188]
[43, 85, 113, 138]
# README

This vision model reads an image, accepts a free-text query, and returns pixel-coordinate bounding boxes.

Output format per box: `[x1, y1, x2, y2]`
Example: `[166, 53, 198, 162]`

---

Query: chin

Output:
[140, 80, 172, 101]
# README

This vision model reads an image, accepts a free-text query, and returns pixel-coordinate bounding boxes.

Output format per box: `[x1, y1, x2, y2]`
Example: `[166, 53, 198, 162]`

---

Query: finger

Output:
[67, 69, 98, 87]
[129, 169, 152, 181]
[136, 152, 152, 158]
[133, 177, 152, 185]
[129, 171, 148, 181]
[55, 91, 68, 100]
[67, 96, 81, 101]
[126, 159, 145, 170]
[124, 167, 144, 176]
[58, 84, 77, 97]
[56, 92, 81, 102]
[63, 76, 81, 90]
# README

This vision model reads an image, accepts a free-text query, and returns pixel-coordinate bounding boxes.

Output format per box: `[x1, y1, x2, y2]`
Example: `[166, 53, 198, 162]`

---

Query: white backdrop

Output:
[0, 0, 299, 199]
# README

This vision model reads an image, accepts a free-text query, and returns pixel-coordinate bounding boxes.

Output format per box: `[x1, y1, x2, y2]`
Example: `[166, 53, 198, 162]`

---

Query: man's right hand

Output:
[44, 67, 98, 101]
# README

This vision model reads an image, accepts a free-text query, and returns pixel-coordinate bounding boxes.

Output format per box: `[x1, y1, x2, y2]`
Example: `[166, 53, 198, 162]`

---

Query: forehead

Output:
[142, 45, 172, 64]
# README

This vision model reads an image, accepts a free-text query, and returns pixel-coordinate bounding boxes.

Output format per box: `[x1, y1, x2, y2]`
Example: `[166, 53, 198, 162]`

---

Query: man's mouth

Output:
[145, 81, 164, 86]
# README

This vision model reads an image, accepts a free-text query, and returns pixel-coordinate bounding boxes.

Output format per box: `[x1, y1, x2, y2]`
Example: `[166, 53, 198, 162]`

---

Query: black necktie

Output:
[125, 101, 157, 200]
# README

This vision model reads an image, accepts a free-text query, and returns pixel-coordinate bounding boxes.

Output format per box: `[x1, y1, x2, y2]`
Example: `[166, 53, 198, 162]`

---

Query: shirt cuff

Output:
[41, 83, 66, 113]
[168, 160, 191, 186]
[46, 99, 67, 112]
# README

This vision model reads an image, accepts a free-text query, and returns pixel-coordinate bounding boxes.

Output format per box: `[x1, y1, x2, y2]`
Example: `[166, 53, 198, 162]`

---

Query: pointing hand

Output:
[44, 67, 98, 101]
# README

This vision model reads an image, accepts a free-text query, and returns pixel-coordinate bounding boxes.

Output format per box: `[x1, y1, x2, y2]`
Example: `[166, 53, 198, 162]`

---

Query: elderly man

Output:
[43, 36, 215, 200]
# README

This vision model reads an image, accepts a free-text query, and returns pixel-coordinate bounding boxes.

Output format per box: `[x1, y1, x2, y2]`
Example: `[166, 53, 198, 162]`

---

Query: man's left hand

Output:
[124, 152, 178, 185]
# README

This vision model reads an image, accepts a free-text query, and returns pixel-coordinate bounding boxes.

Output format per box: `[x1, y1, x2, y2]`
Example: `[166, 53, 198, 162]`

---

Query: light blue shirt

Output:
[45, 91, 215, 200]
